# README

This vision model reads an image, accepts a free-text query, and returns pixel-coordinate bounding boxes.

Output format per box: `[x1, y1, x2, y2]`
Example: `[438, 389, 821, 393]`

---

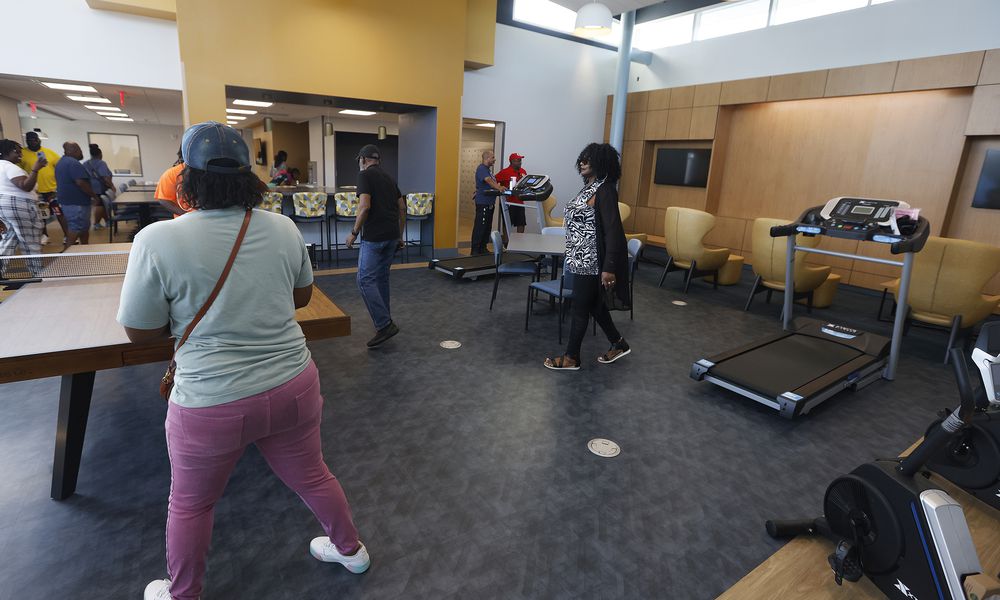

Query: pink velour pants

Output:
[164, 361, 359, 600]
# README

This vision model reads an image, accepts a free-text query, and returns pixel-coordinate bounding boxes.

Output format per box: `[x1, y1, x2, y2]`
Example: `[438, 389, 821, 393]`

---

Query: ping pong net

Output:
[0, 250, 129, 286]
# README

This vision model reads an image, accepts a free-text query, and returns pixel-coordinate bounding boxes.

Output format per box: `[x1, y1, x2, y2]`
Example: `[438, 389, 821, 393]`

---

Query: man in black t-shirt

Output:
[346, 144, 405, 348]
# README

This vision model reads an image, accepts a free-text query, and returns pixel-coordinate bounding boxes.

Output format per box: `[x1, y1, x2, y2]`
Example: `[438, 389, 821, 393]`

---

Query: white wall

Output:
[21, 117, 182, 184]
[307, 117, 324, 186]
[463, 24, 617, 217]
[2, 0, 181, 90]
[632, 0, 1000, 90]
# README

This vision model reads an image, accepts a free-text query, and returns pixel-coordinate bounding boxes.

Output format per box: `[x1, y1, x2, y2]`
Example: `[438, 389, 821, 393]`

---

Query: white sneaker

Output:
[144, 579, 172, 600]
[309, 537, 370, 573]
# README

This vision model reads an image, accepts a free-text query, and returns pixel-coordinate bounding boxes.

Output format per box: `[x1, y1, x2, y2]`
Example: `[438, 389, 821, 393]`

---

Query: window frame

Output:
[86, 132, 143, 178]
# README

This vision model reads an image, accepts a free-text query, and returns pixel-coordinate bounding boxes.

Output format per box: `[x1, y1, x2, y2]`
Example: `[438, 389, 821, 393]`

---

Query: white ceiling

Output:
[0, 74, 182, 126]
[228, 100, 398, 130]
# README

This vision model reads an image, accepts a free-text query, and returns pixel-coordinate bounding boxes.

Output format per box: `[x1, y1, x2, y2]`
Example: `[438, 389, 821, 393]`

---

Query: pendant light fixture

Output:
[574, 1, 613, 36]
[264, 117, 273, 132]
[324, 120, 334, 137]
[377, 125, 387, 141]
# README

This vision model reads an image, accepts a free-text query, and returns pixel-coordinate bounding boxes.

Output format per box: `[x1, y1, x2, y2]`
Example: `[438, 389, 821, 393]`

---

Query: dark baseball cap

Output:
[181, 121, 251, 174]
[356, 144, 381, 160]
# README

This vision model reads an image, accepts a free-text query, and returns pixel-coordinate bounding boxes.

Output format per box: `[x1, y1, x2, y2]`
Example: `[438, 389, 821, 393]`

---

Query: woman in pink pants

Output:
[117, 121, 368, 600]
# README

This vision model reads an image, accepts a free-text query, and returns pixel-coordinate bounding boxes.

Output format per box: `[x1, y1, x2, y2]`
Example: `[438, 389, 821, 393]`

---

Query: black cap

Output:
[356, 144, 380, 160]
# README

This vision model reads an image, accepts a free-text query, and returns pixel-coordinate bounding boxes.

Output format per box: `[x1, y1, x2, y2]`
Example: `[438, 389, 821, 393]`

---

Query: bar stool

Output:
[259, 191, 284, 213]
[330, 192, 359, 265]
[292, 192, 328, 265]
[403, 192, 434, 262]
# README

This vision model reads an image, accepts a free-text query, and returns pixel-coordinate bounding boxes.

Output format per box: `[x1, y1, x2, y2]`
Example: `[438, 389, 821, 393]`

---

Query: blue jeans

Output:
[357, 239, 397, 330]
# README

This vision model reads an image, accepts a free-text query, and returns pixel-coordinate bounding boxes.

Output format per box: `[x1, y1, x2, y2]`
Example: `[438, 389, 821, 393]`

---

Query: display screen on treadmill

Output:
[521, 175, 543, 187]
[850, 205, 875, 215]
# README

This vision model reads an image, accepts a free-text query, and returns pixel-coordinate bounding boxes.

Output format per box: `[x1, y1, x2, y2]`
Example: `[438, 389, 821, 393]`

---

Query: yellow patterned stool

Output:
[331, 192, 359, 265]
[292, 192, 328, 266]
[259, 191, 284, 213]
[404, 193, 434, 262]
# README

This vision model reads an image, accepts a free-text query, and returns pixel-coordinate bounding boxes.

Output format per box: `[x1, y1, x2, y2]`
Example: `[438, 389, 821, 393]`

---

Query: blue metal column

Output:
[608, 10, 636, 153]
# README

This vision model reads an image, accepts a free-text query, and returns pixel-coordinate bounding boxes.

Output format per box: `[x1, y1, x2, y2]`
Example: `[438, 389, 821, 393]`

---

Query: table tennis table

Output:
[0, 243, 351, 500]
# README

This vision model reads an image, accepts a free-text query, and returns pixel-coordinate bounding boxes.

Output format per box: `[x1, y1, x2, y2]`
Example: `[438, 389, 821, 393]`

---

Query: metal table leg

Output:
[51, 371, 96, 500]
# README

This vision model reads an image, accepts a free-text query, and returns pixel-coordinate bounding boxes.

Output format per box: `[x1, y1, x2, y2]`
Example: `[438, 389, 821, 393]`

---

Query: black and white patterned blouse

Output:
[563, 178, 605, 276]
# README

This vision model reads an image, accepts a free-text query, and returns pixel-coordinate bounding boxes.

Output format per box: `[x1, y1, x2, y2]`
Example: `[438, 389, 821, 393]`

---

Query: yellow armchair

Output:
[745, 218, 833, 312]
[658, 207, 730, 293]
[880, 236, 1000, 362]
[619, 202, 648, 248]
[541, 195, 563, 228]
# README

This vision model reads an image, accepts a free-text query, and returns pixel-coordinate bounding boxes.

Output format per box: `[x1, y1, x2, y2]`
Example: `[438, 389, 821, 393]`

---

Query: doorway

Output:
[458, 119, 504, 250]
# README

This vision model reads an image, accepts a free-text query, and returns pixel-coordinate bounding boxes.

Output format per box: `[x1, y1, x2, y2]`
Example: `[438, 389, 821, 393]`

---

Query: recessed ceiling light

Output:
[106, 117, 134, 122]
[476, 122, 496, 128]
[339, 109, 376, 116]
[232, 99, 272, 107]
[227, 115, 246, 120]
[86, 105, 120, 111]
[68, 95, 110, 103]
[42, 82, 99, 93]
[97, 112, 127, 117]
[226, 108, 257, 115]
[227, 121, 239, 125]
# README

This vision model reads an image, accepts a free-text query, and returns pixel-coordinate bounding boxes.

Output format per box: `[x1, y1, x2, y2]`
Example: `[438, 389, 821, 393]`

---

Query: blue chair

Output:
[490, 230, 541, 311]
[525, 271, 575, 344]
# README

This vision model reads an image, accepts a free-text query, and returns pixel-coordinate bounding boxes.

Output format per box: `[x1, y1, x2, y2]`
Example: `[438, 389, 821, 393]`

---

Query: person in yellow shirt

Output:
[19, 131, 67, 243]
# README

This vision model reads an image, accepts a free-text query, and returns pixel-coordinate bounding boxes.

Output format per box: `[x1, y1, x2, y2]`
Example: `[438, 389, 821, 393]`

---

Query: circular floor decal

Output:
[587, 438, 621, 458]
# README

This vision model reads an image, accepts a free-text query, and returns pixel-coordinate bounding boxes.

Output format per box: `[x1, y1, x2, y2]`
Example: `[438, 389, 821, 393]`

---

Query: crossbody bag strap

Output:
[172, 208, 252, 353]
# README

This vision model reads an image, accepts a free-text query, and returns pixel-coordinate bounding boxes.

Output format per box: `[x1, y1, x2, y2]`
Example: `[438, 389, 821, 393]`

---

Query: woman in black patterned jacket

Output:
[544, 143, 631, 371]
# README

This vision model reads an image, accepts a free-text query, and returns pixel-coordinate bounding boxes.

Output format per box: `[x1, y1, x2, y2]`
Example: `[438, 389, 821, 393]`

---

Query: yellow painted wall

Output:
[175, 0, 496, 248]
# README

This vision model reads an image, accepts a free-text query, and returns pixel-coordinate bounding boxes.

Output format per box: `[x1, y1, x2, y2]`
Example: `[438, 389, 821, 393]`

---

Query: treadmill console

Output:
[775, 196, 929, 255]
[488, 174, 553, 202]
[512, 174, 549, 193]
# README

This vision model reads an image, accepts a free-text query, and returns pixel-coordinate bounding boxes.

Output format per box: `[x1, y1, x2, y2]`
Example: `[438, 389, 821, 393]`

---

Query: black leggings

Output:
[566, 273, 622, 361]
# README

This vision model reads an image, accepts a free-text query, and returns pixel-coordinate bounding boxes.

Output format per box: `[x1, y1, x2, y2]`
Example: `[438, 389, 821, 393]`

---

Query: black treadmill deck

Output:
[709, 334, 865, 399]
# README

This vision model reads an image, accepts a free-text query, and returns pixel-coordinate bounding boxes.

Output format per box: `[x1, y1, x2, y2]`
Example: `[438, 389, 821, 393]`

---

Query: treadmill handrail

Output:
[796, 246, 904, 267]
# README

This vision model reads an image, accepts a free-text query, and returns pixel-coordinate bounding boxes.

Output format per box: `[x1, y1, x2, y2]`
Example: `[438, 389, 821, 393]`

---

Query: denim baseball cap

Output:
[181, 121, 251, 174]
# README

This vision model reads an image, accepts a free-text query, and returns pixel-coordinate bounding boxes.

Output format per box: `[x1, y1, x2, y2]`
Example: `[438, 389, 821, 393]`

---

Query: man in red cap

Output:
[495, 152, 527, 233]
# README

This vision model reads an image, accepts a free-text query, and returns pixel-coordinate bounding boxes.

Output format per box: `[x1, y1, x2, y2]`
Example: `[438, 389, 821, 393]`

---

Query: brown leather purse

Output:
[160, 209, 253, 400]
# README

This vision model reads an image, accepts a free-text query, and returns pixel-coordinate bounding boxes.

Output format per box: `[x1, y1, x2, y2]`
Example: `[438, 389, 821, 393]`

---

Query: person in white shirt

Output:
[0, 139, 46, 256]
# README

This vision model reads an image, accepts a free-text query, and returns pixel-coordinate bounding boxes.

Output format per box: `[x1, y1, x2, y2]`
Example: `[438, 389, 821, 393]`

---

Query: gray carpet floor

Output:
[0, 257, 987, 599]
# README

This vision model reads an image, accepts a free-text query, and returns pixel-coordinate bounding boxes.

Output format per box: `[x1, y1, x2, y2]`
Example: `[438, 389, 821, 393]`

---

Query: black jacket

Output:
[593, 180, 631, 309]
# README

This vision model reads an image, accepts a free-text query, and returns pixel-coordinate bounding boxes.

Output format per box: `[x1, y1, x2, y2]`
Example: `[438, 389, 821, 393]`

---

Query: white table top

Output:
[506, 232, 565, 256]
[114, 190, 157, 204]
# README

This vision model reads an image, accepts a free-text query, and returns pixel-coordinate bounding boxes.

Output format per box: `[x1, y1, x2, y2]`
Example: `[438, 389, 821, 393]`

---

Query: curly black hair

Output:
[179, 165, 265, 211]
[0, 139, 21, 159]
[575, 142, 621, 184]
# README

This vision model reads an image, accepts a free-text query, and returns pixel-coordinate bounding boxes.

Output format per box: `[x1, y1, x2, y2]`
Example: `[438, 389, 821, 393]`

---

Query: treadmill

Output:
[691, 197, 929, 418]
[429, 175, 554, 280]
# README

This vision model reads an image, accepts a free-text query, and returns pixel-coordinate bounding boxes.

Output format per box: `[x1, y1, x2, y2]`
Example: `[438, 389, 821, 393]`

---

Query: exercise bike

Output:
[924, 321, 1000, 512]
[766, 345, 1000, 600]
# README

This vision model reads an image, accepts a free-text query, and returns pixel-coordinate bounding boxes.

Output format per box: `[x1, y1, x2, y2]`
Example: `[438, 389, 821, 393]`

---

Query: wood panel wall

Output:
[606, 47, 1000, 294]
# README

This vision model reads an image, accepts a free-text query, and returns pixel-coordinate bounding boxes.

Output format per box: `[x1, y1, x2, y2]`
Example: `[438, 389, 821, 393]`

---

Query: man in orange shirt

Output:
[155, 151, 191, 218]
[495, 152, 527, 233]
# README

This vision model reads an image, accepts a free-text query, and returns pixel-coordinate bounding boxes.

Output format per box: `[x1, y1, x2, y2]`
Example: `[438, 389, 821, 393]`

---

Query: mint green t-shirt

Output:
[117, 207, 314, 408]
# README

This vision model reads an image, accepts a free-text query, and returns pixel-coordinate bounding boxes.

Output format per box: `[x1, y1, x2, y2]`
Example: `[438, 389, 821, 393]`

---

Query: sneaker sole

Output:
[309, 547, 371, 573]
[366, 327, 399, 348]
[543, 362, 580, 371]
[598, 348, 631, 364]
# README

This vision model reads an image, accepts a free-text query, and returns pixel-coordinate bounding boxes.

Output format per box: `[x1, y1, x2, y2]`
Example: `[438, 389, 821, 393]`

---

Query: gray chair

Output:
[526, 271, 575, 344]
[490, 230, 541, 311]
[627, 237, 643, 321]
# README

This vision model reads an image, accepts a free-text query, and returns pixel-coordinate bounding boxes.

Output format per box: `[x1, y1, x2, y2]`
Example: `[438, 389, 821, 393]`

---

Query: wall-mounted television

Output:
[654, 148, 711, 187]
[972, 149, 1000, 210]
